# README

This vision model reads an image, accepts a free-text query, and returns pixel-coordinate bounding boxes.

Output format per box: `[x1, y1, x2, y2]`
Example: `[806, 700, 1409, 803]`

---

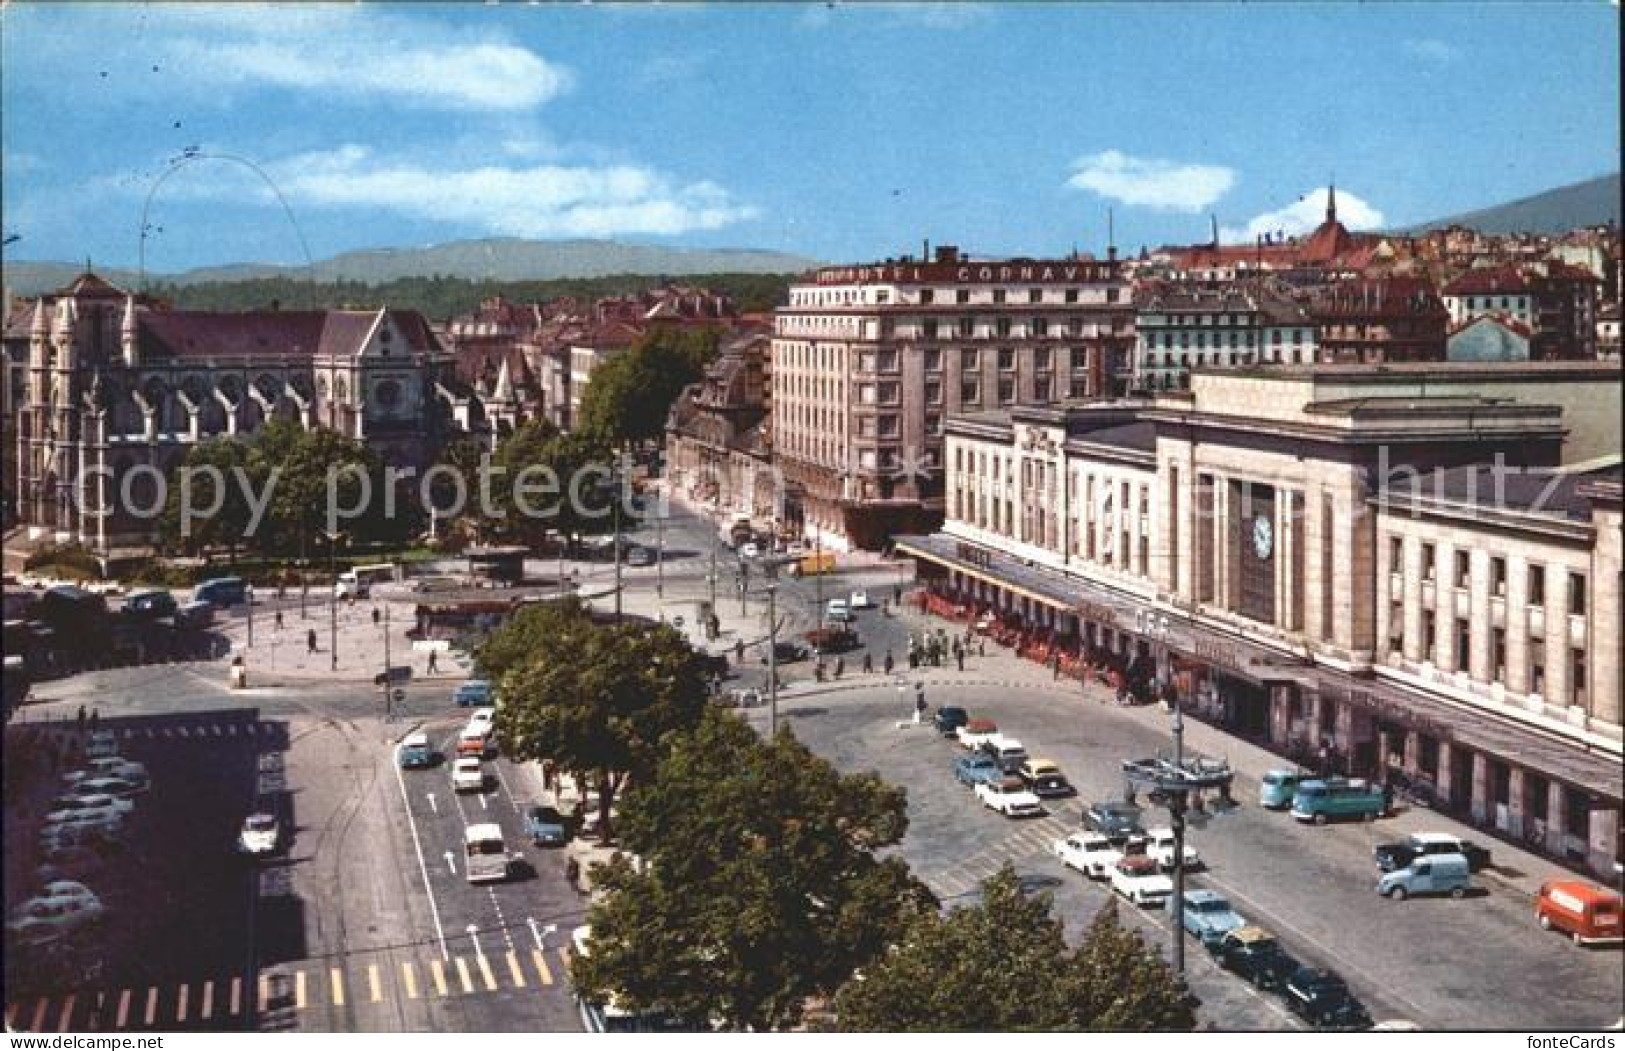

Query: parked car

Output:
[1373, 831, 1491, 873]
[1083, 800, 1145, 844]
[978, 734, 1030, 774]
[975, 777, 1045, 818]
[761, 641, 809, 665]
[455, 680, 493, 708]
[848, 589, 873, 609]
[805, 626, 860, 654]
[1181, 889, 1248, 948]
[1215, 927, 1298, 989]
[46, 793, 133, 825]
[523, 805, 571, 847]
[625, 546, 653, 567]
[933, 706, 969, 736]
[956, 718, 1000, 751]
[63, 759, 148, 795]
[824, 599, 854, 623]
[1290, 778, 1389, 824]
[39, 815, 123, 852]
[467, 707, 496, 733]
[1282, 966, 1371, 1029]
[1019, 759, 1076, 798]
[85, 730, 120, 760]
[1052, 832, 1122, 879]
[1144, 827, 1202, 871]
[67, 776, 143, 801]
[1259, 769, 1306, 810]
[1109, 855, 1173, 908]
[1535, 879, 1623, 945]
[6, 881, 105, 947]
[955, 752, 1004, 786]
[1377, 853, 1472, 900]
[236, 813, 282, 857]
[451, 757, 486, 793]
[121, 589, 178, 620]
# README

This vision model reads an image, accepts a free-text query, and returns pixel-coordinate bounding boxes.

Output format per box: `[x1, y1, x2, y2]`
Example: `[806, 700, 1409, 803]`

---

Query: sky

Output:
[1, 2, 1619, 271]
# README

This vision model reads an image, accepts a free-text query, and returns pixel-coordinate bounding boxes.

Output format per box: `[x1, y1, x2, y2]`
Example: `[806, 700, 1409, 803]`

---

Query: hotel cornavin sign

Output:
[814, 261, 1116, 285]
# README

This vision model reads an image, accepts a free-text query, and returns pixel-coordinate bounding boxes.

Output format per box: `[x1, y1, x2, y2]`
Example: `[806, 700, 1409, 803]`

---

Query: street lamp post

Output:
[246, 584, 254, 649]
[766, 582, 779, 736]
[324, 530, 339, 672]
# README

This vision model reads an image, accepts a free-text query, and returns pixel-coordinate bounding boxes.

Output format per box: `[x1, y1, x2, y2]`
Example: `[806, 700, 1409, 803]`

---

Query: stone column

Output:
[1403, 536, 1424, 663]
[1374, 728, 1391, 781]
[1469, 549, 1493, 683]
[1588, 806, 1619, 880]
[1470, 751, 1489, 824]
[1303, 486, 1325, 643]
[1269, 686, 1292, 747]
[1437, 544, 1459, 673]
[1211, 477, 1229, 611]
[1436, 743, 1454, 807]
[1545, 569, 1571, 709]
[1507, 767, 1527, 839]
[1403, 731, 1421, 778]
[1545, 780, 1566, 857]
[1506, 556, 1530, 694]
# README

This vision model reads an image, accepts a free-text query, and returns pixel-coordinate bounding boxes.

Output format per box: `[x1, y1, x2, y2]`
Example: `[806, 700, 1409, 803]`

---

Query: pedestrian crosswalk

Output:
[4, 946, 573, 1032]
[925, 813, 1072, 899]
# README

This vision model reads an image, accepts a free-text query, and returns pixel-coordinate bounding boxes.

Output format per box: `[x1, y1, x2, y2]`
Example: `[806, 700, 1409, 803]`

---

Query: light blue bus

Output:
[1259, 769, 1306, 810]
[1290, 778, 1391, 825]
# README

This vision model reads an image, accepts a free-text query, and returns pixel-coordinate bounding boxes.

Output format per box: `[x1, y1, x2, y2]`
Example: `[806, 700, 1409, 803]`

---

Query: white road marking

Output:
[492, 761, 523, 813]
[392, 745, 451, 960]
[478, 791, 489, 811]
[426, 792, 438, 815]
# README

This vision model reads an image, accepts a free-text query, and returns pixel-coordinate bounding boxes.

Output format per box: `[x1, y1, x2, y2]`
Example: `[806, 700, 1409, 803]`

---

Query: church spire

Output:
[1326, 174, 1338, 225]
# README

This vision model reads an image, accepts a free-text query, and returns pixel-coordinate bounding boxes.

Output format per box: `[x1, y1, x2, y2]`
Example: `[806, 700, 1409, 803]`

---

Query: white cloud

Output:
[1220, 186, 1386, 242]
[149, 5, 572, 112]
[1402, 38, 1461, 64]
[1066, 150, 1236, 213]
[265, 146, 759, 239]
[800, 3, 994, 30]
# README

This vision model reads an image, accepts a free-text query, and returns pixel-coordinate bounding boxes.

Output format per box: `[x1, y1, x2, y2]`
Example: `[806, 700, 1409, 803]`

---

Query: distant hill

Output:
[1, 237, 821, 297]
[1400, 173, 1620, 235]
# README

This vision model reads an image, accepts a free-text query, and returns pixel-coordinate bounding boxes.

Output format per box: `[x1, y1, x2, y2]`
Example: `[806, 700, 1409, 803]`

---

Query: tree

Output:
[485, 598, 712, 840]
[253, 420, 382, 556]
[830, 870, 1196, 1032]
[576, 327, 721, 446]
[571, 709, 936, 1031]
[156, 435, 256, 559]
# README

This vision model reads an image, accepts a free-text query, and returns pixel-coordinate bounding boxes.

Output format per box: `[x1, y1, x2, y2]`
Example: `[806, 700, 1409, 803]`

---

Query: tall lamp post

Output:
[766, 578, 779, 736]
[323, 529, 340, 672]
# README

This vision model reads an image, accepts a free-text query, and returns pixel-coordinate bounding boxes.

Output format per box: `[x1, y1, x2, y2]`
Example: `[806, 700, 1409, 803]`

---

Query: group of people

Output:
[905, 627, 979, 672]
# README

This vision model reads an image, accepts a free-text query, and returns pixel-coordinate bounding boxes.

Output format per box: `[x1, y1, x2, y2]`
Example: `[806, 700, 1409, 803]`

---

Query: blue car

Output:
[955, 753, 1002, 786]
[523, 805, 570, 847]
[455, 680, 492, 707]
[1181, 889, 1247, 949]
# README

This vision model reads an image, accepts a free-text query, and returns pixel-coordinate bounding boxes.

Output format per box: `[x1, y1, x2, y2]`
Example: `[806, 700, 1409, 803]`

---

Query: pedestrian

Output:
[76, 705, 86, 733]
[863, 652, 873, 674]
[956, 648, 964, 672]
[1050, 653, 1060, 681]
[893, 583, 902, 603]
[565, 855, 581, 890]
[372, 607, 381, 625]
[307, 629, 317, 654]
[908, 650, 918, 670]
[735, 639, 746, 665]
[88, 708, 99, 732]
[978, 638, 986, 657]
[427, 649, 439, 674]
[883, 650, 894, 675]
[274, 609, 284, 630]
[834, 656, 844, 679]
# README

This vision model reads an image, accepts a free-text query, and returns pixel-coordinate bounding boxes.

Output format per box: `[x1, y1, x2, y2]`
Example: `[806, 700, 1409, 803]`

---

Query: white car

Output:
[848, 589, 872, 609]
[237, 813, 282, 857]
[1109, 855, 1174, 908]
[956, 721, 1001, 751]
[451, 757, 486, 793]
[1052, 832, 1123, 879]
[85, 730, 120, 760]
[1145, 827, 1202, 871]
[64, 758, 149, 790]
[7, 881, 105, 946]
[46, 793, 133, 825]
[71, 776, 144, 800]
[825, 599, 853, 623]
[467, 707, 496, 733]
[975, 777, 1045, 818]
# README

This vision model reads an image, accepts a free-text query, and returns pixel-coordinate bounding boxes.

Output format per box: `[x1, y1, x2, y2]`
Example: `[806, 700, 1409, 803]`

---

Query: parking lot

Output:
[749, 678, 1625, 1030]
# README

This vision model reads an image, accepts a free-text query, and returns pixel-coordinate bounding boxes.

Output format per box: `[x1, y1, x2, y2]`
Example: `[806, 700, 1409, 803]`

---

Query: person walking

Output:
[88, 708, 100, 733]
[427, 649, 439, 674]
[883, 650, 894, 675]
[307, 629, 317, 654]
[76, 705, 86, 733]
[274, 609, 284, 630]
[372, 607, 381, 626]
[735, 639, 746, 665]
[565, 855, 581, 891]
[1050, 652, 1061, 681]
[956, 647, 965, 672]
[834, 656, 844, 679]
[863, 652, 873, 674]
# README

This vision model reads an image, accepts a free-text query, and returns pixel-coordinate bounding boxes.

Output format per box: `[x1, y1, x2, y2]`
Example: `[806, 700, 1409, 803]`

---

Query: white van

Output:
[464, 823, 517, 883]
[334, 564, 396, 599]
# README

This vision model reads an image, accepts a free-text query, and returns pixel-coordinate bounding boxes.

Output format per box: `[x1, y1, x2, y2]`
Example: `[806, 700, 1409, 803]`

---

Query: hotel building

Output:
[771, 245, 1135, 549]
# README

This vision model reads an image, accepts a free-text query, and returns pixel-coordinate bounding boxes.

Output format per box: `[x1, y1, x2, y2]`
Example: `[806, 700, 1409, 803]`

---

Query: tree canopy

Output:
[570, 709, 935, 1032]
[484, 597, 713, 839]
[830, 866, 1196, 1032]
[576, 326, 722, 446]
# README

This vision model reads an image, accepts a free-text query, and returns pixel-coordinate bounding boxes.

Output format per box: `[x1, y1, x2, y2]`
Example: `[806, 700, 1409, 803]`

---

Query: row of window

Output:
[785, 285, 1124, 308]
[1388, 603, 1589, 707]
[1140, 327, 1311, 350]
[1398, 538, 1589, 615]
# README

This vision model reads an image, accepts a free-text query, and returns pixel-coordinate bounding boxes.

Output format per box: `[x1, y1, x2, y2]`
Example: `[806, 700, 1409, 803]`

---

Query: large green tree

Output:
[576, 326, 721, 446]
[830, 867, 1195, 1032]
[485, 598, 712, 839]
[570, 709, 935, 1032]
[157, 435, 257, 559]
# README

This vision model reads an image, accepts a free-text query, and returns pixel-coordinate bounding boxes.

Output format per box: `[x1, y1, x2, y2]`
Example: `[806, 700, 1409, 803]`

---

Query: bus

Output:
[1290, 778, 1391, 825]
[335, 563, 396, 599]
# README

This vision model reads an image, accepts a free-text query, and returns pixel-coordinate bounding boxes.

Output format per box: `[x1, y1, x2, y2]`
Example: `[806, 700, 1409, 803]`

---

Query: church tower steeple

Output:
[1326, 174, 1338, 226]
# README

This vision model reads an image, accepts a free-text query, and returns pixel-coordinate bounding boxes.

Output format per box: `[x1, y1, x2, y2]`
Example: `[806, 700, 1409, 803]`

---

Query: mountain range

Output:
[1399, 172, 1619, 235]
[1, 238, 822, 298]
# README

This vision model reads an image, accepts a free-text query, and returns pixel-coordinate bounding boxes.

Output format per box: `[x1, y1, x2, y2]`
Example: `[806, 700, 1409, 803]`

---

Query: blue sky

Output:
[2, 2, 1618, 271]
